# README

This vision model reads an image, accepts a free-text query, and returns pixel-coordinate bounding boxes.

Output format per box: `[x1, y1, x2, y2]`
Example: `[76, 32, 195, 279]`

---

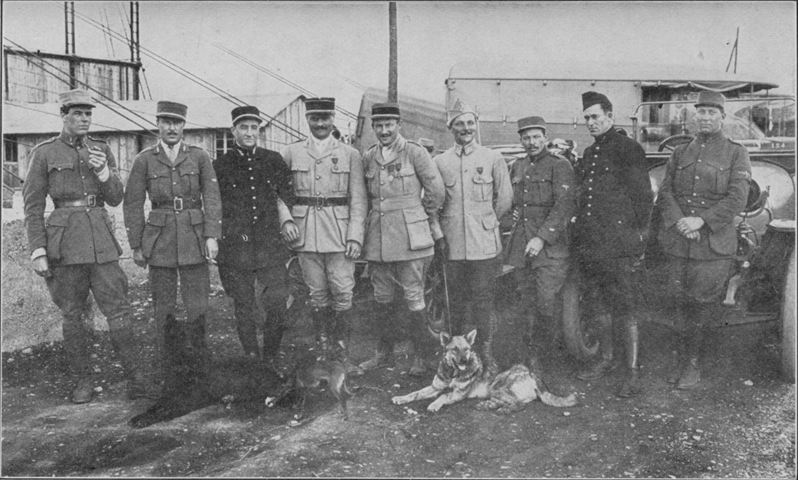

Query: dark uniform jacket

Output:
[215, 145, 296, 269]
[362, 135, 445, 262]
[657, 130, 751, 260]
[506, 148, 576, 269]
[123, 142, 222, 268]
[23, 132, 124, 265]
[572, 128, 653, 259]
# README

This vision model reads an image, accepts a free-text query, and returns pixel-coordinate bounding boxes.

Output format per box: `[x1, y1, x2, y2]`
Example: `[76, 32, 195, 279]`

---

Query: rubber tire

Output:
[781, 248, 796, 383]
[561, 274, 600, 361]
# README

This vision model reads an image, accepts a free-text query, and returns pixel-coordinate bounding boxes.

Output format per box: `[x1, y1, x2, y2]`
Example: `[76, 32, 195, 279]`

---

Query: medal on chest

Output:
[332, 157, 339, 172]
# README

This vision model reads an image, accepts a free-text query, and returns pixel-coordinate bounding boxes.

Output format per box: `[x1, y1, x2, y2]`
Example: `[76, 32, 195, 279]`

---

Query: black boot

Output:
[359, 302, 394, 372]
[110, 324, 160, 400]
[409, 309, 436, 376]
[677, 306, 708, 390]
[62, 314, 94, 404]
[576, 314, 617, 381]
[310, 307, 333, 360]
[475, 304, 499, 376]
[332, 309, 364, 376]
[617, 322, 642, 398]
[184, 315, 211, 376]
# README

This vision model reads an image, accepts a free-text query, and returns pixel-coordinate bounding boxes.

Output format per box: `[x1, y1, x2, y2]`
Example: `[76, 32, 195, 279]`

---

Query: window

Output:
[215, 129, 234, 158]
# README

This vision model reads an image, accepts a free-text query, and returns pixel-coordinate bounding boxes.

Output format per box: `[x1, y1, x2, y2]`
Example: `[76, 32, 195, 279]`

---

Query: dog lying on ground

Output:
[128, 356, 297, 428]
[392, 329, 577, 414]
[293, 356, 353, 420]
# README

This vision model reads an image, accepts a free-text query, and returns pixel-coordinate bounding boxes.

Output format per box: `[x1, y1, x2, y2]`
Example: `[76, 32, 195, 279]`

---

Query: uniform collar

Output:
[593, 127, 616, 144]
[235, 142, 257, 157]
[59, 130, 86, 148]
[455, 139, 477, 157]
[695, 129, 726, 144]
[528, 147, 550, 163]
[160, 140, 183, 153]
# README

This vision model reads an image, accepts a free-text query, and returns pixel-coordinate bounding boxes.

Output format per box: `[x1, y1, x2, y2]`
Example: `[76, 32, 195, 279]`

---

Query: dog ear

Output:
[465, 329, 478, 346]
[440, 331, 451, 347]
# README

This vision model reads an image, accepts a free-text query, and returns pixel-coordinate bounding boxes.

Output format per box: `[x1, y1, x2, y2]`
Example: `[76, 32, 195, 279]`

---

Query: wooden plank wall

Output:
[261, 98, 309, 151]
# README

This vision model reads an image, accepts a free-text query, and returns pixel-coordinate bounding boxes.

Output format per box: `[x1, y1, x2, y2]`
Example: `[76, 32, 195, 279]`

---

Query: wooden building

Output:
[3, 94, 311, 186]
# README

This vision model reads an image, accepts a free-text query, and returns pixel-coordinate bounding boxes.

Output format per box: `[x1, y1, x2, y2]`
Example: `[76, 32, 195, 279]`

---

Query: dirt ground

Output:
[2, 257, 796, 478]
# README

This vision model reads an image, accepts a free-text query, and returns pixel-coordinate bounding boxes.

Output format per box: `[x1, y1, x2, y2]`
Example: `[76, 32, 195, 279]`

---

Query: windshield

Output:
[633, 97, 795, 153]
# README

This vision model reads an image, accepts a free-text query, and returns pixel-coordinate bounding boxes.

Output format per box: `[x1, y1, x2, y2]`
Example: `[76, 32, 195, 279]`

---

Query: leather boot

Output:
[359, 302, 394, 372]
[63, 314, 94, 404]
[262, 307, 287, 364]
[332, 309, 364, 376]
[110, 325, 160, 400]
[576, 314, 617, 381]
[617, 322, 642, 398]
[159, 314, 184, 385]
[523, 311, 544, 377]
[310, 307, 333, 360]
[677, 312, 706, 390]
[184, 316, 210, 376]
[667, 331, 686, 384]
[236, 314, 261, 358]
[409, 310, 434, 377]
[476, 306, 499, 376]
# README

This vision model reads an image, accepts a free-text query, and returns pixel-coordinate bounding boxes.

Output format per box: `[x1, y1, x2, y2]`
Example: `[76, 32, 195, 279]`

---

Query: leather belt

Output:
[151, 197, 203, 211]
[54, 195, 104, 208]
[294, 196, 349, 208]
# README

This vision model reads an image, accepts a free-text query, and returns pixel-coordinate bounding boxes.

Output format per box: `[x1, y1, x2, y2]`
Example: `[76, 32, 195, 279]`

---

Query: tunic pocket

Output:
[481, 214, 499, 255]
[141, 210, 167, 259]
[331, 156, 351, 194]
[46, 159, 76, 198]
[291, 160, 312, 192]
[289, 205, 309, 249]
[403, 208, 434, 251]
[333, 205, 350, 245]
[178, 163, 201, 195]
[471, 174, 493, 202]
[102, 210, 123, 256]
[702, 159, 731, 195]
[44, 209, 71, 262]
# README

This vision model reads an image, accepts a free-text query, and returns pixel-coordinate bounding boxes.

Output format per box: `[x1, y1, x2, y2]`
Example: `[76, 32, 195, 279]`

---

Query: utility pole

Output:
[388, 2, 397, 102]
[726, 27, 739, 74]
[130, 1, 141, 100]
[65, 2, 76, 89]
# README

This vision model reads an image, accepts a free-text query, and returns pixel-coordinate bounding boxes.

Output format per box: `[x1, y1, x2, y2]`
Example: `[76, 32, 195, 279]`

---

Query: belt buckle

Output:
[315, 196, 325, 210]
[86, 194, 96, 207]
[173, 197, 184, 211]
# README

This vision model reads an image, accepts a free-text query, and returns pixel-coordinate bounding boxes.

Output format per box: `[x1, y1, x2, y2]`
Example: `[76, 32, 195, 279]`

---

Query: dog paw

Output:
[427, 402, 442, 413]
[391, 396, 405, 405]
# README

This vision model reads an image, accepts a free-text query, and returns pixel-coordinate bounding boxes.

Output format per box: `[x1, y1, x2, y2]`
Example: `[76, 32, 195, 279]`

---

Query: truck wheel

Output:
[781, 249, 796, 383]
[561, 274, 600, 361]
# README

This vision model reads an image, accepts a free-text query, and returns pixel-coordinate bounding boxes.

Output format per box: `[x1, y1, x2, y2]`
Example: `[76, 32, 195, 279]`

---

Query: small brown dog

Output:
[294, 357, 353, 420]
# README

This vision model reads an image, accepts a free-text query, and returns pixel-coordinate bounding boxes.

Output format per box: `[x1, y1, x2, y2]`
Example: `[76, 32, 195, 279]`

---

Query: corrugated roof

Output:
[447, 59, 779, 92]
[3, 94, 306, 135]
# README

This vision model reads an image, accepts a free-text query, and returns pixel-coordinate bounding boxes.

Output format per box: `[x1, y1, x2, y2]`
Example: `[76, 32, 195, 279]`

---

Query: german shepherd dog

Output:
[392, 329, 577, 414]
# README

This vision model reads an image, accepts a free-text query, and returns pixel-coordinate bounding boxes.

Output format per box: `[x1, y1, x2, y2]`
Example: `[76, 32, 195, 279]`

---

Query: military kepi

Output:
[305, 97, 335, 114]
[371, 102, 401, 119]
[695, 91, 726, 110]
[582, 91, 612, 111]
[231, 105, 261, 125]
[517, 116, 547, 134]
[59, 89, 96, 108]
[156, 101, 188, 121]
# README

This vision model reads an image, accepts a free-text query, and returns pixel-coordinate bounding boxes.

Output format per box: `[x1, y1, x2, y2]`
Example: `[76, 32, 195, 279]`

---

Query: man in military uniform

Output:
[280, 97, 367, 374]
[124, 101, 222, 382]
[418, 138, 436, 157]
[657, 91, 751, 389]
[572, 91, 654, 398]
[215, 106, 297, 363]
[22, 89, 154, 403]
[430, 101, 513, 374]
[505, 116, 576, 374]
[357, 103, 445, 376]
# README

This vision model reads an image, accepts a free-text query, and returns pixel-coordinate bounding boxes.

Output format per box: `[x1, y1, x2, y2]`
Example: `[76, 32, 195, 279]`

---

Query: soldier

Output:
[430, 101, 513, 374]
[214, 106, 298, 363]
[657, 91, 751, 389]
[280, 97, 367, 374]
[22, 89, 155, 403]
[505, 116, 576, 374]
[572, 91, 654, 398]
[123, 101, 222, 382]
[357, 103, 445, 376]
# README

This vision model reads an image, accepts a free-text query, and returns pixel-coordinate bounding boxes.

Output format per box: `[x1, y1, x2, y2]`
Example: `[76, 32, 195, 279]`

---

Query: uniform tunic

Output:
[657, 130, 751, 304]
[430, 141, 513, 261]
[215, 145, 296, 269]
[24, 132, 124, 265]
[506, 148, 576, 269]
[123, 142, 222, 268]
[572, 128, 653, 259]
[362, 135, 445, 262]
[280, 137, 367, 252]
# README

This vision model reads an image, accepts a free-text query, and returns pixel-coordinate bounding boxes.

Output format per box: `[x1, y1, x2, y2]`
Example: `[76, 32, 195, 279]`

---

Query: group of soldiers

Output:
[23, 86, 750, 405]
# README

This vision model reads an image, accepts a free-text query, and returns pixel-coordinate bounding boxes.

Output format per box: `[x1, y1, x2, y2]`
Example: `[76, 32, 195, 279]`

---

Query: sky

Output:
[3, 1, 796, 123]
